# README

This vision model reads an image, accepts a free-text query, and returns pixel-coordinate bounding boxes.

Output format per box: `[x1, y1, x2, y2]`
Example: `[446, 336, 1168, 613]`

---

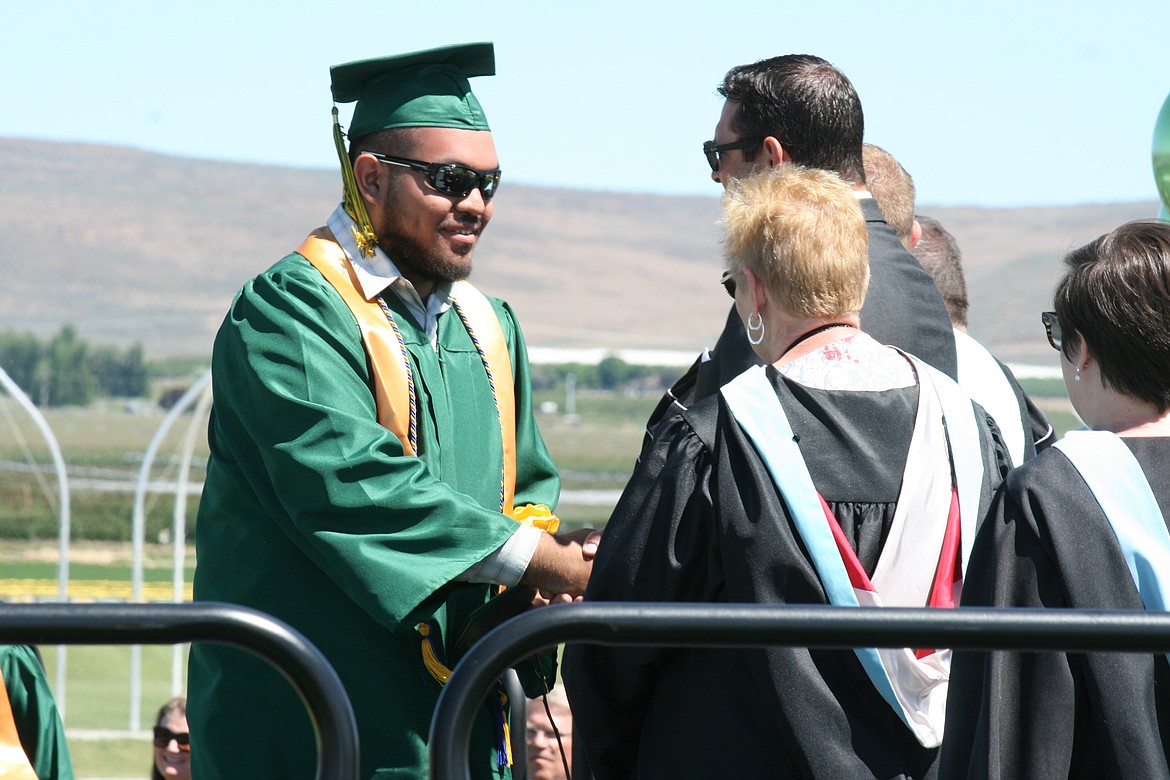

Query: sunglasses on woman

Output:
[719, 270, 738, 298]
[153, 726, 191, 751]
[363, 151, 501, 201]
[1041, 311, 1063, 351]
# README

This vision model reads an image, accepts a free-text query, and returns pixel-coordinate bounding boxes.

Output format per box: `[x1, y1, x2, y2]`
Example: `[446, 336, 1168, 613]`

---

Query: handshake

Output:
[451, 527, 602, 661]
[521, 527, 603, 605]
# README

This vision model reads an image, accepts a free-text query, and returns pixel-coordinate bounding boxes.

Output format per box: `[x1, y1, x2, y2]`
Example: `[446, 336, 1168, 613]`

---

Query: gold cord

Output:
[416, 622, 452, 684]
[332, 107, 380, 258]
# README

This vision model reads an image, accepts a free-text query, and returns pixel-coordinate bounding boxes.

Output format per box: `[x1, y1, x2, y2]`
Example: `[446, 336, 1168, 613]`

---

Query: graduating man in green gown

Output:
[188, 42, 597, 779]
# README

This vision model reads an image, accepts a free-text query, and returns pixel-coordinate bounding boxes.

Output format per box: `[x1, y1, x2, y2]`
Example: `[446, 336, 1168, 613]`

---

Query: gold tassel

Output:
[511, 503, 560, 534]
[332, 106, 380, 258]
[501, 720, 513, 765]
[495, 686, 513, 768]
[417, 622, 452, 685]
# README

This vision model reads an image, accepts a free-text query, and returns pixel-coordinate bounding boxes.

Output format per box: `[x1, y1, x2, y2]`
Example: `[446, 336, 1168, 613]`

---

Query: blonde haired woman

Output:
[566, 166, 1009, 779]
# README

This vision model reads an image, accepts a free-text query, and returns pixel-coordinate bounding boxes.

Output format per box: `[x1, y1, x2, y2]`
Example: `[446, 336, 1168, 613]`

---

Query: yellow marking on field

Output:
[0, 579, 192, 602]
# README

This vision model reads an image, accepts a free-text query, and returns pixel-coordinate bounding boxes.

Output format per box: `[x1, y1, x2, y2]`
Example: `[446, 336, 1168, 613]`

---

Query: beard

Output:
[373, 190, 480, 287]
[384, 229, 475, 286]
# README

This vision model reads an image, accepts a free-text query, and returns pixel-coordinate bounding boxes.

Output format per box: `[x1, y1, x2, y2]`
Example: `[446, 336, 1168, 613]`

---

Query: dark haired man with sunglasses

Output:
[189, 42, 598, 780]
[644, 54, 959, 441]
[568, 55, 993, 780]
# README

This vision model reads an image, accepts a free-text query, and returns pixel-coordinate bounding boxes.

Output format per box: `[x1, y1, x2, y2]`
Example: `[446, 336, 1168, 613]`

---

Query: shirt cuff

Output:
[456, 525, 544, 587]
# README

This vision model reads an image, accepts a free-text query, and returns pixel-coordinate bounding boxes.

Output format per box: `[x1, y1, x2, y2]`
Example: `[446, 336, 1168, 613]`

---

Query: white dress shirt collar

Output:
[326, 205, 452, 347]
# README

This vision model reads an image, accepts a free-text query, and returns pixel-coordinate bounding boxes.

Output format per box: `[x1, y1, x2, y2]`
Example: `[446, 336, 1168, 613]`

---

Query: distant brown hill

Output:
[0, 138, 1160, 364]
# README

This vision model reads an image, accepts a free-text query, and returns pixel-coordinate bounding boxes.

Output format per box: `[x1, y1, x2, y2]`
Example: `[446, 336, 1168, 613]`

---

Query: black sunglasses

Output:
[703, 138, 762, 173]
[1041, 311, 1062, 351]
[719, 270, 738, 298]
[153, 726, 191, 751]
[364, 152, 501, 201]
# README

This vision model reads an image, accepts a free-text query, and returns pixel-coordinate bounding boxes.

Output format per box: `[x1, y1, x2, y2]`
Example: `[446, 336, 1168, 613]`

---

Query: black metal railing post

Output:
[430, 602, 1170, 779]
[0, 602, 359, 780]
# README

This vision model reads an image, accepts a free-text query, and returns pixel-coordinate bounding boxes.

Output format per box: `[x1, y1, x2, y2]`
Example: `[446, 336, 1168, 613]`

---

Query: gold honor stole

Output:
[298, 231, 556, 763]
[0, 674, 37, 780]
[296, 228, 519, 513]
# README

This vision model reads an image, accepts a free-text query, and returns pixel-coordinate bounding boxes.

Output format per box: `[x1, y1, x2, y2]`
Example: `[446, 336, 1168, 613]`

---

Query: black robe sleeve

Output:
[563, 409, 722, 778]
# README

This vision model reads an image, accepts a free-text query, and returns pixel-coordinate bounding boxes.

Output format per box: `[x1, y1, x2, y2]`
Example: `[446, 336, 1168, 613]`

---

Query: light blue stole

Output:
[1054, 431, 1170, 637]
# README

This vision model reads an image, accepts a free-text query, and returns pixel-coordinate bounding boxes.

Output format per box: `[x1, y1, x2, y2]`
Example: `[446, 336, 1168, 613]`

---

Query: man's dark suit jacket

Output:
[644, 198, 958, 440]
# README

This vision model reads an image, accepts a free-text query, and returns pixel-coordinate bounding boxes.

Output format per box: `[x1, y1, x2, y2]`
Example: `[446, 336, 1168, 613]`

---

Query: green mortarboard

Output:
[330, 42, 495, 139]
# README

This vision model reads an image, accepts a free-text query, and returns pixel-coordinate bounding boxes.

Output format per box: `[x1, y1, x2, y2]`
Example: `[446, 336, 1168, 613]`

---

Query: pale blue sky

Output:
[2, 0, 1167, 207]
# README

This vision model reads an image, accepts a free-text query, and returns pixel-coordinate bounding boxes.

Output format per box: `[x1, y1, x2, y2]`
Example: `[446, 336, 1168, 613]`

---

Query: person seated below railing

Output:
[525, 686, 571, 780]
[150, 696, 189, 780]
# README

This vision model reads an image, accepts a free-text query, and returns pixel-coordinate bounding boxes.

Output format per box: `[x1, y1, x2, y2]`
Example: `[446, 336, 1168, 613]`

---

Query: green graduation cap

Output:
[330, 42, 495, 139]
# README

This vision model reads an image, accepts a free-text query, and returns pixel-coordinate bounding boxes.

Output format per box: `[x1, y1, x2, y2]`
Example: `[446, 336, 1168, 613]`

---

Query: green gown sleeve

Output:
[0, 646, 74, 780]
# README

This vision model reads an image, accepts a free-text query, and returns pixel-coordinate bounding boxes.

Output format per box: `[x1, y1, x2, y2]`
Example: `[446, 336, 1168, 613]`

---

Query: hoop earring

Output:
[746, 311, 765, 346]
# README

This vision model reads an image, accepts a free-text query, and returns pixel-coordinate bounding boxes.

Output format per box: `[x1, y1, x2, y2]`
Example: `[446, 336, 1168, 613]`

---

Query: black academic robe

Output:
[565, 366, 1008, 779]
[643, 199, 958, 443]
[941, 438, 1170, 779]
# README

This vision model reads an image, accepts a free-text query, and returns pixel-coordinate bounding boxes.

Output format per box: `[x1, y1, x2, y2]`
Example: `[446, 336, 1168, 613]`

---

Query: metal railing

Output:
[0, 602, 359, 780]
[429, 602, 1170, 779]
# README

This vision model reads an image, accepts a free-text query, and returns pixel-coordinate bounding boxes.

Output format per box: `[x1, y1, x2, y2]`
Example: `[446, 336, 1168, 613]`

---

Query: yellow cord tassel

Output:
[418, 625, 513, 768]
[417, 622, 452, 685]
[332, 106, 380, 258]
[511, 503, 560, 534]
[495, 687, 513, 769]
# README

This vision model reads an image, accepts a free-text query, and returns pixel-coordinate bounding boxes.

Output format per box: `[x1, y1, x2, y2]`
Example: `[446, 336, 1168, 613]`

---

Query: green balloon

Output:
[1154, 90, 1170, 219]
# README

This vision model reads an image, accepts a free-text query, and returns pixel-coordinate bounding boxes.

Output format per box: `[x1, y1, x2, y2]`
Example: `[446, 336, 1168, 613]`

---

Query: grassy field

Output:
[0, 541, 191, 778]
[533, 388, 657, 528]
[0, 388, 658, 777]
[0, 379, 1077, 777]
[43, 645, 184, 778]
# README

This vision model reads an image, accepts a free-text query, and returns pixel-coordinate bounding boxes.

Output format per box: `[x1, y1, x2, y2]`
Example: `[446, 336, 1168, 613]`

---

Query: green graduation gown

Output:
[0, 646, 73, 780]
[188, 252, 559, 779]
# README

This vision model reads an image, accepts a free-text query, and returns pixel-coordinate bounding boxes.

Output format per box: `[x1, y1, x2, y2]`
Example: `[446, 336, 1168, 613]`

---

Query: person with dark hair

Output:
[646, 55, 956, 440]
[566, 166, 1008, 779]
[188, 42, 598, 779]
[715, 54, 867, 183]
[942, 220, 1170, 778]
[151, 697, 189, 780]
